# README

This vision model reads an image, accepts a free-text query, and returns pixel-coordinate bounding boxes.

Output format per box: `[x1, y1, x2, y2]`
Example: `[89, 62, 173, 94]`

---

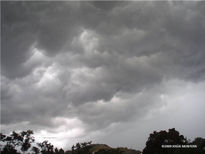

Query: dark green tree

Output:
[192, 137, 205, 154]
[143, 128, 187, 154]
[38, 140, 55, 154]
[20, 130, 35, 152]
[1, 130, 35, 153]
[71, 141, 92, 154]
[1, 144, 19, 154]
[32, 146, 40, 154]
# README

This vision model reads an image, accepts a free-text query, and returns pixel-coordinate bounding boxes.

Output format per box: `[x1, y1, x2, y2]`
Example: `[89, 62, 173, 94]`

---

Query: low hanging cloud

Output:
[1, 1, 205, 150]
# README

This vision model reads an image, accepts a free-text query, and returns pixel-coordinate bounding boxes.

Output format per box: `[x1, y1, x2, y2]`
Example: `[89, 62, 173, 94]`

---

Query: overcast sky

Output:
[1, 1, 205, 151]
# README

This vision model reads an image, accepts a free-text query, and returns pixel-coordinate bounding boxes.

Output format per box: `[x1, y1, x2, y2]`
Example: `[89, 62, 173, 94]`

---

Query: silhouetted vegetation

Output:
[71, 141, 92, 154]
[143, 128, 205, 154]
[0, 130, 64, 154]
[95, 148, 123, 154]
[1, 128, 205, 154]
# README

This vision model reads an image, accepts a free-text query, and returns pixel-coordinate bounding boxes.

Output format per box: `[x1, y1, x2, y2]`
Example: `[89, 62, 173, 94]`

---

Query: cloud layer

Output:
[1, 1, 205, 150]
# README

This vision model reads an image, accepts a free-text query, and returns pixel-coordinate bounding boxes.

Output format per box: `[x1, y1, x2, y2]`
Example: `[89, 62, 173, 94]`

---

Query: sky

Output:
[1, 0, 205, 151]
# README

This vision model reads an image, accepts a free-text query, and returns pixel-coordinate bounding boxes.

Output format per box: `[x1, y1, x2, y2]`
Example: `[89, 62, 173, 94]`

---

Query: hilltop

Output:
[68, 143, 141, 154]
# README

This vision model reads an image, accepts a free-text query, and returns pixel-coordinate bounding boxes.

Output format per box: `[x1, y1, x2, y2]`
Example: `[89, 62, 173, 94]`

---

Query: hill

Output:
[70, 143, 142, 154]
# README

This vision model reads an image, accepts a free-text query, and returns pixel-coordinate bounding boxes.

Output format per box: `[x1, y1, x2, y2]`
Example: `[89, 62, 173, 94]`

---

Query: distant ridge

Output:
[70, 143, 142, 154]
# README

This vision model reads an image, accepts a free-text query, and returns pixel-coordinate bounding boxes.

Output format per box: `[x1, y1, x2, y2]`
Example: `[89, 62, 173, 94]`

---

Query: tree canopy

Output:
[143, 128, 205, 154]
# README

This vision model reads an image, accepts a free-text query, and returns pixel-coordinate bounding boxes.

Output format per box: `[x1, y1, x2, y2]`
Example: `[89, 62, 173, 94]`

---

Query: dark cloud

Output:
[1, 1, 205, 149]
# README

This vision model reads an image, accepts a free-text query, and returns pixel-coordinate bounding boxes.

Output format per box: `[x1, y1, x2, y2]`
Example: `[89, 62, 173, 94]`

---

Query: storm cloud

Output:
[1, 1, 205, 150]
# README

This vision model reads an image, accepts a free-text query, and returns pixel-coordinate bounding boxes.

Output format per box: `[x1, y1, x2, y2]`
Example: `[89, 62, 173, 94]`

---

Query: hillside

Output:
[70, 143, 142, 154]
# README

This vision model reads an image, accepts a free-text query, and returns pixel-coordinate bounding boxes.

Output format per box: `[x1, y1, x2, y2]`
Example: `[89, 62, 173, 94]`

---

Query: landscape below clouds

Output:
[1, 1, 205, 151]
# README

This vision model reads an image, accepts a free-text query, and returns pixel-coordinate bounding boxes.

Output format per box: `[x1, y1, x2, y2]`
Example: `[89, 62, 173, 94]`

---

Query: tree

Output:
[0, 133, 6, 141]
[192, 137, 205, 154]
[0, 130, 64, 154]
[32, 146, 40, 154]
[143, 128, 187, 154]
[38, 140, 55, 154]
[20, 130, 35, 152]
[1, 130, 35, 153]
[1, 144, 19, 154]
[71, 141, 92, 154]
[54, 147, 65, 154]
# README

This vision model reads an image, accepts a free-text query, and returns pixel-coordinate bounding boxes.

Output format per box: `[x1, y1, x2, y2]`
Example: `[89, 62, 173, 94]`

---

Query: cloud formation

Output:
[1, 1, 205, 150]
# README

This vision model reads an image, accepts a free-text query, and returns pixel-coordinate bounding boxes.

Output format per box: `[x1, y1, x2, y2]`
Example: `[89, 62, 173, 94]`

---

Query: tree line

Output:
[0, 128, 205, 154]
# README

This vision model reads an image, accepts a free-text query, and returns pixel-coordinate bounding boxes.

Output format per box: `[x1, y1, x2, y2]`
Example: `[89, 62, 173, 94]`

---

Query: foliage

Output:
[1, 130, 34, 154]
[38, 140, 55, 154]
[143, 128, 187, 154]
[1, 129, 204, 154]
[143, 128, 205, 154]
[192, 137, 205, 154]
[71, 141, 92, 154]
[1, 144, 19, 154]
[0, 130, 64, 154]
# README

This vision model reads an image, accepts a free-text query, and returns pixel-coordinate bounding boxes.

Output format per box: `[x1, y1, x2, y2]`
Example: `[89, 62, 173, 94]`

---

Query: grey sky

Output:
[1, 1, 205, 150]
